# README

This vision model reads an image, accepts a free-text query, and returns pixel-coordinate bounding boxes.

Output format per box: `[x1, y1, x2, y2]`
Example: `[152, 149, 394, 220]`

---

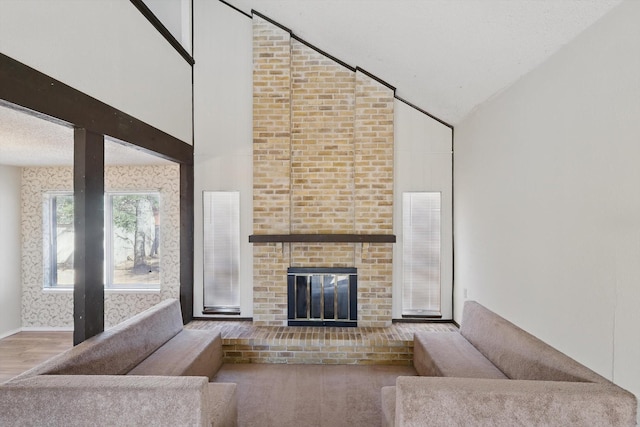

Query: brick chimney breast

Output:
[252, 16, 394, 327]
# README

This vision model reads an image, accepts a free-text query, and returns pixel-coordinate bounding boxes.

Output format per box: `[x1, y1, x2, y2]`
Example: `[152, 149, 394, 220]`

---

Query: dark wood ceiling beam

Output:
[1, 52, 195, 338]
[0, 53, 193, 165]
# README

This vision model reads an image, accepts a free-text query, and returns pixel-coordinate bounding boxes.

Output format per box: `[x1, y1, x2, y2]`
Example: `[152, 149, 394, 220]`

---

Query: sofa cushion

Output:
[10, 299, 184, 381]
[460, 301, 609, 383]
[414, 331, 507, 379]
[128, 329, 223, 379]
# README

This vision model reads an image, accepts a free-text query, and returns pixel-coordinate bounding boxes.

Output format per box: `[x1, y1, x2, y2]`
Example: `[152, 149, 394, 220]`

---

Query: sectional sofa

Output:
[382, 300, 637, 426]
[0, 298, 237, 426]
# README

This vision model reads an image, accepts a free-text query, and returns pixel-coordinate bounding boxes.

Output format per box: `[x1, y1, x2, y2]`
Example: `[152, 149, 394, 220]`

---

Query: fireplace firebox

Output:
[287, 268, 357, 327]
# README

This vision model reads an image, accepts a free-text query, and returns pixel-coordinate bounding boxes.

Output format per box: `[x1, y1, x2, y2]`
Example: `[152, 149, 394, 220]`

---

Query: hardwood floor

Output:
[0, 331, 73, 383]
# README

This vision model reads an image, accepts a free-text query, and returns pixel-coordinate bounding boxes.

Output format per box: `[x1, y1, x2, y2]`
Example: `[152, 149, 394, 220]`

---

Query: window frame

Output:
[44, 192, 75, 289]
[44, 190, 162, 291]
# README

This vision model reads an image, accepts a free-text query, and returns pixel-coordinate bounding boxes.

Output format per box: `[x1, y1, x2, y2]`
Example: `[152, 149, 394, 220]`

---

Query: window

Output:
[106, 193, 161, 289]
[44, 192, 161, 290]
[202, 191, 240, 314]
[402, 192, 441, 316]
[44, 193, 75, 287]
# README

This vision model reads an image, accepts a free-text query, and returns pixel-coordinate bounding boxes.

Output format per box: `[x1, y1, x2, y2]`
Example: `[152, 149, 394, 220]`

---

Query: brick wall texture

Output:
[252, 17, 394, 327]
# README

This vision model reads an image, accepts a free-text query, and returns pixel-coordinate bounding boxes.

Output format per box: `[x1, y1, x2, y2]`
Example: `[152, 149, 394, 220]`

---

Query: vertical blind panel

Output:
[402, 192, 441, 315]
[203, 191, 240, 309]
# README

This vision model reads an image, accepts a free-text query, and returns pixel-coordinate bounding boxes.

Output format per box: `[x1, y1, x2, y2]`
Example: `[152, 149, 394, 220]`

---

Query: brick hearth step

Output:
[186, 321, 457, 365]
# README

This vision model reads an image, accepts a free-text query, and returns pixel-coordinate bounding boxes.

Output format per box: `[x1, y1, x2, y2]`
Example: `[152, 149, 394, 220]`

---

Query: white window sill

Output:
[43, 288, 161, 294]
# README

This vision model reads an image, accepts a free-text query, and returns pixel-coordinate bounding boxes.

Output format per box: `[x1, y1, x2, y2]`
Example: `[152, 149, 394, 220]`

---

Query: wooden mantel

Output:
[248, 234, 396, 244]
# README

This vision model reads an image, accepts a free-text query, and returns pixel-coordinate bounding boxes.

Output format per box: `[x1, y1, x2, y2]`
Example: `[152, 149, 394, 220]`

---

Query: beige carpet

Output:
[214, 364, 416, 427]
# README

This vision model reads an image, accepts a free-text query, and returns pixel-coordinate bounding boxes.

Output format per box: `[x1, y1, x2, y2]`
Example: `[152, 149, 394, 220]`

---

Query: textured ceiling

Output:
[223, 0, 623, 125]
[0, 104, 171, 167]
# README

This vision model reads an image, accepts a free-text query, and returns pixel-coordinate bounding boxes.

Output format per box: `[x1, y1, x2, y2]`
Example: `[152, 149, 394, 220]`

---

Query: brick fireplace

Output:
[251, 16, 395, 327]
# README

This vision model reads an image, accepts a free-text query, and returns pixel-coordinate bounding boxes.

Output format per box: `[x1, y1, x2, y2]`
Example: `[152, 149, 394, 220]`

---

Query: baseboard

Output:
[21, 326, 74, 332]
[0, 328, 22, 340]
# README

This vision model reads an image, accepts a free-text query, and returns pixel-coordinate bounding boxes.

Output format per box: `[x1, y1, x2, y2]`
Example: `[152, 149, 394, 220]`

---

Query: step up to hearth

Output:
[186, 321, 457, 365]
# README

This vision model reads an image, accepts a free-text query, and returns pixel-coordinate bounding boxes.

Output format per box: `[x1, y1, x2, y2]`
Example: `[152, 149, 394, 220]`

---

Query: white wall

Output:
[393, 101, 453, 319]
[192, 0, 254, 317]
[454, 0, 640, 408]
[0, 165, 22, 338]
[0, 0, 192, 144]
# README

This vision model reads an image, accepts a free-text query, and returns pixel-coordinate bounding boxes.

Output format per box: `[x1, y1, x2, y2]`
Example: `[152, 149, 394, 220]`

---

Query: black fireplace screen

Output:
[287, 268, 357, 327]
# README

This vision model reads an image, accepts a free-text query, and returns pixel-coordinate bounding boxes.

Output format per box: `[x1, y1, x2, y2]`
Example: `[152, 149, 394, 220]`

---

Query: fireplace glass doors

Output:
[287, 268, 357, 327]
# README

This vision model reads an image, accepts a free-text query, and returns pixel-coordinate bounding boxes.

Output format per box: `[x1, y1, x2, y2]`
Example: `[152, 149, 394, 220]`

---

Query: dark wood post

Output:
[73, 128, 105, 345]
[180, 163, 194, 324]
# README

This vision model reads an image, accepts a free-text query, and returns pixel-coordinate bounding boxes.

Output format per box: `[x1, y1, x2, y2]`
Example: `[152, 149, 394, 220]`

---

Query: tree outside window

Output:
[51, 194, 74, 287]
[109, 193, 160, 287]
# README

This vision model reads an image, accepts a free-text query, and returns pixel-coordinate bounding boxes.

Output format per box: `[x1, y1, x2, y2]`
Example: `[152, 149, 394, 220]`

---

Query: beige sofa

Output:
[0, 298, 237, 427]
[382, 300, 637, 426]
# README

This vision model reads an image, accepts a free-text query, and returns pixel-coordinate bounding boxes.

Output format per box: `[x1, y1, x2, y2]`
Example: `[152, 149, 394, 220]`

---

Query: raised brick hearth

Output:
[187, 320, 457, 365]
[251, 16, 395, 327]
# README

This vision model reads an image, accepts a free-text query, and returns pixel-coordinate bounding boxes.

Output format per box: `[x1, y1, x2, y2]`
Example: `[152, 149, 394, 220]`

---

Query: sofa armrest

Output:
[0, 375, 224, 427]
[381, 385, 397, 427]
[395, 376, 637, 427]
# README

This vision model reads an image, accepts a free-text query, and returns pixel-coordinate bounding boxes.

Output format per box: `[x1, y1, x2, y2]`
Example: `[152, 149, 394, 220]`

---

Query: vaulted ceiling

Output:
[224, 0, 623, 125]
[0, 1, 624, 166]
